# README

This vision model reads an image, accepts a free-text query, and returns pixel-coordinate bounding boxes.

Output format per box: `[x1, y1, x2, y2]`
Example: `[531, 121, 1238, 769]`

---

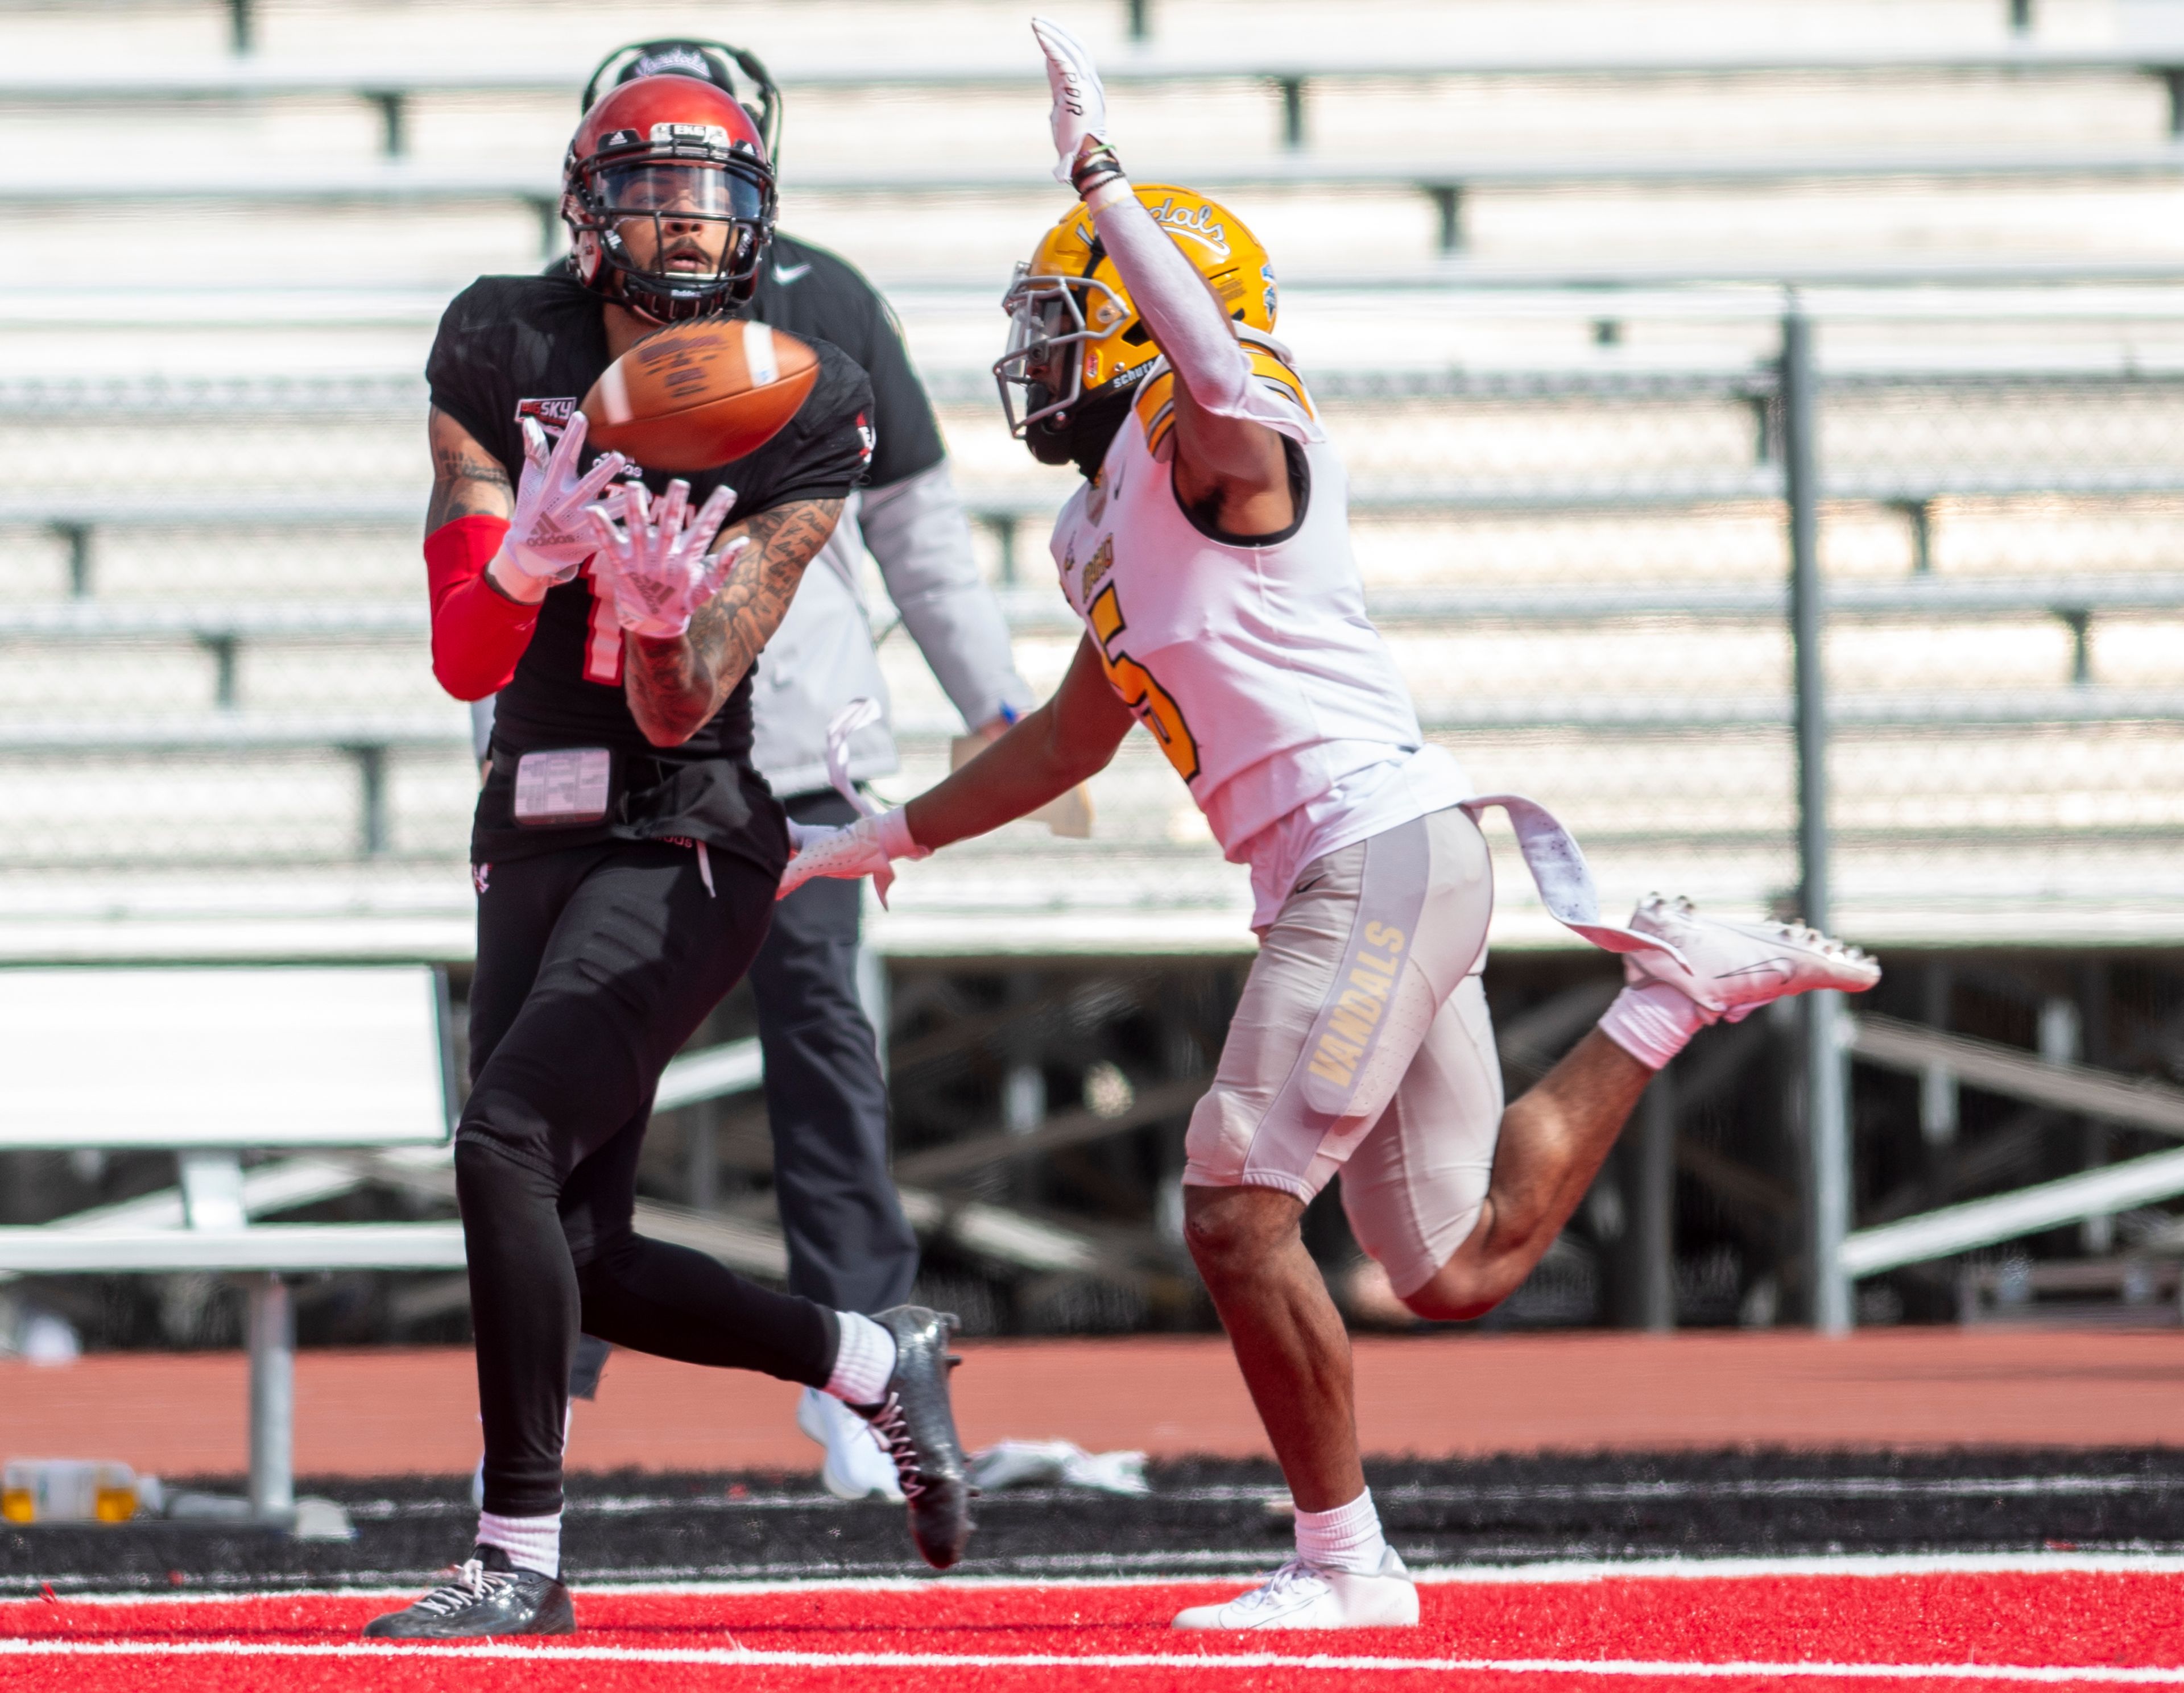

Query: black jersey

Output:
[746, 233, 945, 491]
[427, 273, 874, 867]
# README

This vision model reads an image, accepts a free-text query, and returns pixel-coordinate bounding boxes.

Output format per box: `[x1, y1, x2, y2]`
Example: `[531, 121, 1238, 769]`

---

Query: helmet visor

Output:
[595, 162, 764, 222]
[590, 163, 766, 288]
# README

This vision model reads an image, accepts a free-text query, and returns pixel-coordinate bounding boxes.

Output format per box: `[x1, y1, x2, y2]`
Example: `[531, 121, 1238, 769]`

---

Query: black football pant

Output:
[460, 838, 838, 1520]
[565, 794, 918, 1400]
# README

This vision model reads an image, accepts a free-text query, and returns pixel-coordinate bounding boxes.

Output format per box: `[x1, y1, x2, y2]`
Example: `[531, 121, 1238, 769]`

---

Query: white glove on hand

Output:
[1032, 16, 1110, 185]
[778, 806, 929, 908]
[494, 411, 630, 600]
[584, 478, 744, 640]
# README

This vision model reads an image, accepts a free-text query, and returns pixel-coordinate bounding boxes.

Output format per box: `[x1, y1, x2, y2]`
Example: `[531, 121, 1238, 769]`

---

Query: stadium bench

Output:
[16, 573, 2183, 645]
[4, 573, 2177, 738]
[0, 965, 459, 1529]
[22, 146, 2184, 255]
[19, 259, 2184, 324]
[0, 717, 468, 857]
[1827, 1015, 2184, 1285]
[18, 457, 2184, 599]
[9, 36, 2184, 155]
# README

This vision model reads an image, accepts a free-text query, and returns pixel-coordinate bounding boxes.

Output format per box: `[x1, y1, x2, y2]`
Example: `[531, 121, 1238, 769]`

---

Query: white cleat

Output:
[1624, 894, 1880, 1024]
[797, 1384, 906, 1503]
[1172, 1549, 1420, 1630]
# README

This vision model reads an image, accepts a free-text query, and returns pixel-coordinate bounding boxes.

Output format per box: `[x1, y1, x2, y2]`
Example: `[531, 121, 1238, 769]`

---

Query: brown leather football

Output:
[580, 319, 821, 473]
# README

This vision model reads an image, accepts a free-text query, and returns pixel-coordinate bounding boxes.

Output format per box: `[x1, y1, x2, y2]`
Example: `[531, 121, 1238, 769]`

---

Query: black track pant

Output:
[749, 790, 920, 1313]
[461, 838, 838, 1518]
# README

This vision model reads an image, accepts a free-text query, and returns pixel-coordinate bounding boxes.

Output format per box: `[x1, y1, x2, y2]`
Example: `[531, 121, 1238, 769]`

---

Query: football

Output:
[580, 319, 820, 472]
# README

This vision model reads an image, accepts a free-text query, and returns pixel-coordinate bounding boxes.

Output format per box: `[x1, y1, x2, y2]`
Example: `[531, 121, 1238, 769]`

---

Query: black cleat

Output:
[860, 1305, 973, 1570]
[362, 1544, 575, 1639]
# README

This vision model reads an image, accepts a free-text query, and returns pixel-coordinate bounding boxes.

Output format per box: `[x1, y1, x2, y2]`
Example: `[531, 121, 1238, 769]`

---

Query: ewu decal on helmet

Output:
[562, 76, 778, 324]
[994, 184, 1279, 467]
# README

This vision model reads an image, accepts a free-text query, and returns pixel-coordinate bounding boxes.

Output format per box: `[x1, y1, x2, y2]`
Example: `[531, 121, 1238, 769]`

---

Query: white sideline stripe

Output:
[24, 1550, 2184, 1605]
[3, 1640, 2183, 1682]
[1417, 1550, 2184, 1583]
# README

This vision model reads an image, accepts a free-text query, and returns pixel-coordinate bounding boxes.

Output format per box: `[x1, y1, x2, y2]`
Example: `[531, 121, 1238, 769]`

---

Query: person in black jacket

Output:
[364, 70, 969, 1642]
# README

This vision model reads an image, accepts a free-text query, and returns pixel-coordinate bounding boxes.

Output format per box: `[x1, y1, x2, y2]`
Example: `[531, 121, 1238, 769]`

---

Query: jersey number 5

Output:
[1088, 584, 1200, 783]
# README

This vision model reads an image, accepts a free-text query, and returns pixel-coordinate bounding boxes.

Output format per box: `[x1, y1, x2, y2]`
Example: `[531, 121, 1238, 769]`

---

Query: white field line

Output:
[19, 1548, 2184, 1605]
[3, 1638, 2184, 1683]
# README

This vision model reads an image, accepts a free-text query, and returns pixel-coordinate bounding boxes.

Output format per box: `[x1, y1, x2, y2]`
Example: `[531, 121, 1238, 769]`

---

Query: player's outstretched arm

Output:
[904, 634, 1131, 850]
[1032, 18, 1293, 536]
[622, 496, 844, 747]
[777, 635, 1130, 900]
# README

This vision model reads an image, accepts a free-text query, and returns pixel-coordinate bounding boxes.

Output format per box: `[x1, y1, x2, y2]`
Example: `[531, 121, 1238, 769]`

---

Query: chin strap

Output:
[1458, 794, 1687, 967]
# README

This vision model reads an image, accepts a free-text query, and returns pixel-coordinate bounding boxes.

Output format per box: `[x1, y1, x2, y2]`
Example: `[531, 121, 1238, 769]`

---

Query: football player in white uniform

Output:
[781, 17, 1880, 1631]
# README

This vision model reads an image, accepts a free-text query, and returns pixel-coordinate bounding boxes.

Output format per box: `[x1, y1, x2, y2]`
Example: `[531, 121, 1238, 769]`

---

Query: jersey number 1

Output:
[1088, 584, 1200, 783]
[581, 559, 623, 685]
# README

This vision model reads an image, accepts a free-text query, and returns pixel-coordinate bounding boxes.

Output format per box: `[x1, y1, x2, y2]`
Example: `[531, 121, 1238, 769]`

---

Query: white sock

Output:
[1598, 980, 1709, 1070]
[476, 1508, 561, 1579]
[824, 1310, 897, 1407]
[1293, 1488, 1389, 1575]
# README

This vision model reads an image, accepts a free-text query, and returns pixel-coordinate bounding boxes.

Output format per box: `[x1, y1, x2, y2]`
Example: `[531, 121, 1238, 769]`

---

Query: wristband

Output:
[1070, 139, 1127, 200]
[485, 545, 556, 605]
[875, 805, 932, 862]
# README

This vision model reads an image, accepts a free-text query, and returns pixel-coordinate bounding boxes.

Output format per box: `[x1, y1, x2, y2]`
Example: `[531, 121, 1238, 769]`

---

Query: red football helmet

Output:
[561, 74, 776, 322]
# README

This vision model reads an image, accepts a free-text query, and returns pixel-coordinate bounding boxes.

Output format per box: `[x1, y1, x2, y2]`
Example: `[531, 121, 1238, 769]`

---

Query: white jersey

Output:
[1051, 345, 1471, 929]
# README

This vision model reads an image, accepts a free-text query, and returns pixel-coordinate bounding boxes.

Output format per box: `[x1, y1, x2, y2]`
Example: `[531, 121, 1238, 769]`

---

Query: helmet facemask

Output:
[994, 262, 1134, 441]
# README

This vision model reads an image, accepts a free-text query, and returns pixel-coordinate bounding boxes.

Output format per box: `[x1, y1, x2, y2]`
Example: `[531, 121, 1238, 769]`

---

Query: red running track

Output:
[8, 1329, 2184, 1480]
[5, 1559, 2184, 1691]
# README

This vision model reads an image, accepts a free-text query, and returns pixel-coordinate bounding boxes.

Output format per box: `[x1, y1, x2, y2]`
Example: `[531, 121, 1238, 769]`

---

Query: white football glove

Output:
[1032, 16, 1110, 185]
[778, 807, 930, 908]
[584, 478, 744, 640]
[494, 411, 630, 599]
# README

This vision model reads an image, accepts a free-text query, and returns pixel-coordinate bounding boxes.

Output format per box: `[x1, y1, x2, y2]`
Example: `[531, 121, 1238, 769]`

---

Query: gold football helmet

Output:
[994, 184, 1279, 455]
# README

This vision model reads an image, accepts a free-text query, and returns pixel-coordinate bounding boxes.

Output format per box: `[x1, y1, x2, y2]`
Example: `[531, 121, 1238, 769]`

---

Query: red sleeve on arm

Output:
[424, 516, 536, 702]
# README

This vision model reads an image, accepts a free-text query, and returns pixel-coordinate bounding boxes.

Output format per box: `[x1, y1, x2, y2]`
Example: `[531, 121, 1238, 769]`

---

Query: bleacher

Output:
[3, 0, 2184, 1352]
[5, 0, 2184, 964]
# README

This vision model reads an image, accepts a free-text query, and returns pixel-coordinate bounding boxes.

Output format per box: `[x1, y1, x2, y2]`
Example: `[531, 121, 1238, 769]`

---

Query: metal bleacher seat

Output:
[0, 966, 460, 1529]
[11, 36, 2184, 156]
[27, 145, 2184, 258]
[6, 3, 2184, 963]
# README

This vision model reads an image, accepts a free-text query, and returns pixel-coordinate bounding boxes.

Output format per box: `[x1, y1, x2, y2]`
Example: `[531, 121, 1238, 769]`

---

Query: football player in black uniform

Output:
[364, 73, 969, 1640]
[483, 39, 1039, 1506]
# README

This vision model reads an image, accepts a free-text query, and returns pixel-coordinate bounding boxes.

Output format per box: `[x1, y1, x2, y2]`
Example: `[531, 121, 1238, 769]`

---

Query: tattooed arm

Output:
[425, 407, 514, 534]
[623, 496, 845, 747]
